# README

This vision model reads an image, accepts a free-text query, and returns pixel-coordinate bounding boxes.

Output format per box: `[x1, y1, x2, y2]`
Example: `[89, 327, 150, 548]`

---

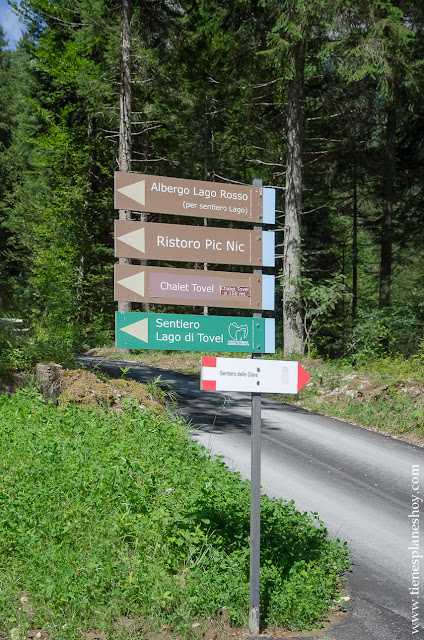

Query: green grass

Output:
[0, 388, 349, 639]
[288, 356, 424, 440]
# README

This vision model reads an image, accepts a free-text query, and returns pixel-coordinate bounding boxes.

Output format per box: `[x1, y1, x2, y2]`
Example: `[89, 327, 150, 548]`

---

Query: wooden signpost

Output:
[114, 171, 275, 223]
[114, 264, 275, 310]
[113, 172, 286, 638]
[115, 220, 275, 267]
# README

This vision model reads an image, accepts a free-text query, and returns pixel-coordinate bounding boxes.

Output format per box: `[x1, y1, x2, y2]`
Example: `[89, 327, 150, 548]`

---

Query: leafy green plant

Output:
[0, 318, 80, 373]
[145, 375, 178, 405]
[278, 274, 350, 358]
[265, 558, 344, 630]
[119, 365, 131, 379]
[343, 309, 391, 363]
[299, 275, 350, 358]
[0, 388, 349, 638]
[415, 339, 424, 363]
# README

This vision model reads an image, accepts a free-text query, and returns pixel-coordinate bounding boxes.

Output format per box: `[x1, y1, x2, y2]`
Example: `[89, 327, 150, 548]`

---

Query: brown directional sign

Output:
[114, 220, 275, 267]
[114, 265, 274, 310]
[114, 172, 275, 224]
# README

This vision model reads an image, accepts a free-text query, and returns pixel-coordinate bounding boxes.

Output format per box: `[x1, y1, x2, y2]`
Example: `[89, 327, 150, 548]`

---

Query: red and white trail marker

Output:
[200, 357, 311, 394]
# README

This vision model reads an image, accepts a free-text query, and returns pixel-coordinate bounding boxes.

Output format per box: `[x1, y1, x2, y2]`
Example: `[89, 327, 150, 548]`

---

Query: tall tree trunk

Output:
[283, 41, 305, 356]
[118, 0, 132, 315]
[379, 105, 395, 310]
[203, 101, 209, 316]
[352, 161, 358, 317]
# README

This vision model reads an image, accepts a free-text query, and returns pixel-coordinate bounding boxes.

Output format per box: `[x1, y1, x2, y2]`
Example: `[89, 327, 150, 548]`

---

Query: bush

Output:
[342, 309, 390, 363]
[0, 319, 81, 373]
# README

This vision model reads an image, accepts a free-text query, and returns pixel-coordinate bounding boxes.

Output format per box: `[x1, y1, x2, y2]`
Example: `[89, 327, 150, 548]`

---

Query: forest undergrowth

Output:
[0, 384, 349, 640]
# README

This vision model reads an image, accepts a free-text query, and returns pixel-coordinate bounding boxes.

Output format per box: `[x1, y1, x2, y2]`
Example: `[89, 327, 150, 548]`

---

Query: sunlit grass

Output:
[0, 388, 349, 639]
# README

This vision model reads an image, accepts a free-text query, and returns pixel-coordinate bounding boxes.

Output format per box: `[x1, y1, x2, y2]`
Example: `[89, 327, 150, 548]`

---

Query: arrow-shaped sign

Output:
[114, 220, 275, 267]
[114, 264, 274, 310]
[200, 357, 311, 394]
[114, 172, 275, 224]
[116, 312, 275, 353]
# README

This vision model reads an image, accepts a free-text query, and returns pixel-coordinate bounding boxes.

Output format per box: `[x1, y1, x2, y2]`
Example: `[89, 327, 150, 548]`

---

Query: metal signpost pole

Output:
[250, 178, 262, 637]
[114, 172, 278, 636]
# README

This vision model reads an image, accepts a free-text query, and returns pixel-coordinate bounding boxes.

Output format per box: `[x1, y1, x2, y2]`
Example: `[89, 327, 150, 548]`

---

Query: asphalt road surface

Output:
[79, 356, 424, 640]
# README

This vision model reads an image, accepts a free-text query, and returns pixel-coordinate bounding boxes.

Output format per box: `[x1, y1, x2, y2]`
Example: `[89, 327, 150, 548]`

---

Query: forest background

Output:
[0, 0, 423, 364]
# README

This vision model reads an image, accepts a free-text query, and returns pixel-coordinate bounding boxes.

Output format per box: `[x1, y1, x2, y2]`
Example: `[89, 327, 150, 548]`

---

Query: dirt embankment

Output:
[59, 368, 166, 412]
[0, 365, 167, 414]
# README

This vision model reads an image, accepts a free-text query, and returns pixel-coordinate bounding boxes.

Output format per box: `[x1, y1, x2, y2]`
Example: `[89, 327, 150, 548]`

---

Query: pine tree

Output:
[261, 0, 343, 355]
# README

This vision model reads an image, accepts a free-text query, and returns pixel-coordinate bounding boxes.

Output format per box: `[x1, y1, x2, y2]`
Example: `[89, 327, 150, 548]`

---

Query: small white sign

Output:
[200, 357, 311, 394]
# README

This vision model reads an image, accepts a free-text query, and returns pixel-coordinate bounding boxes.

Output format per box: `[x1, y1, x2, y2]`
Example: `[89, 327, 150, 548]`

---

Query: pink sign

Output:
[150, 273, 220, 300]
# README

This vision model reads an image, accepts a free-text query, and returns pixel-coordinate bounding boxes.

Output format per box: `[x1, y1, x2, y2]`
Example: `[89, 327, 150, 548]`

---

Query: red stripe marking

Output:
[202, 356, 217, 367]
[201, 380, 216, 391]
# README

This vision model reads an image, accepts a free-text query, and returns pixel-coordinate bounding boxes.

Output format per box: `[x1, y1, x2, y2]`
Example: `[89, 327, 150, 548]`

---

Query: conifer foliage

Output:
[0, 0, 423, 358]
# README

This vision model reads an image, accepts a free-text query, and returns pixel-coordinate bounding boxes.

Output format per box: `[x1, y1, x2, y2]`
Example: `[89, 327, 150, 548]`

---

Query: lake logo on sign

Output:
[227, 322, 249, 346]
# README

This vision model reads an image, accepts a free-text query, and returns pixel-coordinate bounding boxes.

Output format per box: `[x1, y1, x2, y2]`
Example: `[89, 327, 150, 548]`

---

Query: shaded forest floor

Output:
[85, 346, 424, 448]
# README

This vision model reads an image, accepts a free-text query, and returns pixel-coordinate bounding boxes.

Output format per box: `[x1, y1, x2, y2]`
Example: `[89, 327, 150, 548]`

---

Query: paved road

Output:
[79, 357, 424, 640]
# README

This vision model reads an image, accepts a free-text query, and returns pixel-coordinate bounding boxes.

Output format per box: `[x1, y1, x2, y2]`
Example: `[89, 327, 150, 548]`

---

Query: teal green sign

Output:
[116, 312, 275, 353]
